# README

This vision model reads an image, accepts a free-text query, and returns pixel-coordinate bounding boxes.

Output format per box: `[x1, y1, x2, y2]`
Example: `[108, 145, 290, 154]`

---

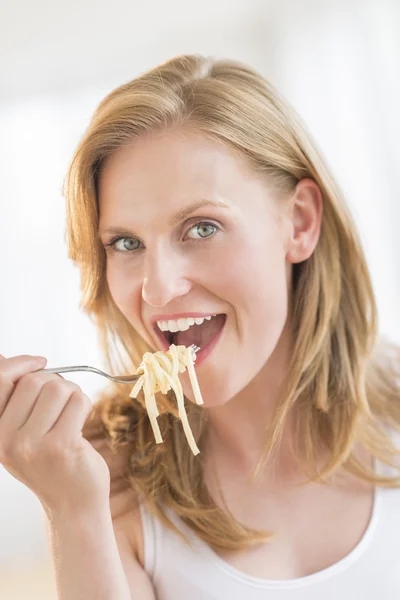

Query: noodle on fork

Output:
[129, 344, 204, 455]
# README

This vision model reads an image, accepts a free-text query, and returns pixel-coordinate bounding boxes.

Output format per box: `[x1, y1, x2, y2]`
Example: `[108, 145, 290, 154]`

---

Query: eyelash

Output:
[103, 220, 220, 254]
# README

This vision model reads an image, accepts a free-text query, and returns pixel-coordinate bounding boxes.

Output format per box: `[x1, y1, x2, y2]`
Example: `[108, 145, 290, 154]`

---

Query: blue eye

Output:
[104, 236, 142, 253]
[186, 222, 218, 240]
[104, 221, 219, 254]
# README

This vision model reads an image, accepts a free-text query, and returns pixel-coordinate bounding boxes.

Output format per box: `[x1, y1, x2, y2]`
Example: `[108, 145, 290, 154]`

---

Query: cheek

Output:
[198, 231, 288, 318]
[181, 237, 289, 406]
[106, 265, 131, 308]
[239, 238, 289, 349]
[106, 265, 145, 330]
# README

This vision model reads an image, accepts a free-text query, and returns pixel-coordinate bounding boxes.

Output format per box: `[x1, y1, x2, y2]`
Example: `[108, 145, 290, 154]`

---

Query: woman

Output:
[1, 54, 400, 599]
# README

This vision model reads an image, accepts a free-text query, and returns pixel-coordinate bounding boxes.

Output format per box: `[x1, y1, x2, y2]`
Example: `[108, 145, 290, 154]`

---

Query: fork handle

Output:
[40, 365, 139, 384]
[42, 366, 99, 375]
[42, 365, 119, 380]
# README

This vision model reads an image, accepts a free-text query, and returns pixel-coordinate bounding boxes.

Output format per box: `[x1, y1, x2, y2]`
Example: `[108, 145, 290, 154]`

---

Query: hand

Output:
[0, 354, 110, 516]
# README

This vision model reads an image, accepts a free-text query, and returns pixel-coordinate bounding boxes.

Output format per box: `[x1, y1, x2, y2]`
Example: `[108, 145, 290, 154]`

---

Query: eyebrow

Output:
[98, 198, 229, 237]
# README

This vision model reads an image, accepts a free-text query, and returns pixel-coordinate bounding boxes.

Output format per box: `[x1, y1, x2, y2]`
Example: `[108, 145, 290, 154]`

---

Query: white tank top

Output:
[139, 430, 400, 599]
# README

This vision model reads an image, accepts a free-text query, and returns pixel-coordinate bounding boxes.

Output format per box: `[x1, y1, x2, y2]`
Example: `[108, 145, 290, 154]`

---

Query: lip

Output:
[150, 312, 221, 349]
[151, 313, 227, 366]
[194, 315, 226, 367]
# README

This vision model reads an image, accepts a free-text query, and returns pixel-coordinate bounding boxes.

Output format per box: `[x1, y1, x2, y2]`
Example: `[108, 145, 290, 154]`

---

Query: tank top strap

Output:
[138, 501, 158, 579]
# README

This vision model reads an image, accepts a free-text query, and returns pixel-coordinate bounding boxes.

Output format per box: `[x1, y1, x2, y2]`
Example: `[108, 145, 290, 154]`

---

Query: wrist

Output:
[42, 496, 111, 525]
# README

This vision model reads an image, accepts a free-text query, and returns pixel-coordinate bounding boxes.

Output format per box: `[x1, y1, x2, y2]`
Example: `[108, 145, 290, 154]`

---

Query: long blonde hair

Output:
[66, 54, 400, 551]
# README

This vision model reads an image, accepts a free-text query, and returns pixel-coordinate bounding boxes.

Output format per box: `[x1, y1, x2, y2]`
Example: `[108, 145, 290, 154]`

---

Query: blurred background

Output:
[0, 0, 399, 597]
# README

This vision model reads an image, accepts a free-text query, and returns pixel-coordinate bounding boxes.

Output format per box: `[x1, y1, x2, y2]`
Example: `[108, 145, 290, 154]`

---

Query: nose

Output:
[142, 247, 192, 307]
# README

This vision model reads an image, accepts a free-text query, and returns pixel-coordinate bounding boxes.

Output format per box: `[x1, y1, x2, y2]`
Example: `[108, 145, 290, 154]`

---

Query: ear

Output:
[285, 178, 323, 264]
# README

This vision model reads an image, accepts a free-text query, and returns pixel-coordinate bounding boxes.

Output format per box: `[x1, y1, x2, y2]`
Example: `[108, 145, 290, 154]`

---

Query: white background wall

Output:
[0, 0, 399, 597]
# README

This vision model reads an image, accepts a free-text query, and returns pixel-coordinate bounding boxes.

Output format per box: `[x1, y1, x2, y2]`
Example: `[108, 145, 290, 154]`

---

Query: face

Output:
[98, 128, 296, 407]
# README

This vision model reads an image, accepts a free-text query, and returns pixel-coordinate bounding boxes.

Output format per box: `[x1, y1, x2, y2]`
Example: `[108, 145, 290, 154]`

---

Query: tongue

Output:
[176, 314, 225, 349]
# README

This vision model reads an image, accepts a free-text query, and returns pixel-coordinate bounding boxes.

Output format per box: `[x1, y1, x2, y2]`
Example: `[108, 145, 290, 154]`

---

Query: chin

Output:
[180, 371, 243, 408]
[181, 344, 278, 409]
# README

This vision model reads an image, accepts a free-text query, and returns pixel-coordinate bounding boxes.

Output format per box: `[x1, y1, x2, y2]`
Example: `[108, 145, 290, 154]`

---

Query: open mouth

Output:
[155, 313, 227, 351]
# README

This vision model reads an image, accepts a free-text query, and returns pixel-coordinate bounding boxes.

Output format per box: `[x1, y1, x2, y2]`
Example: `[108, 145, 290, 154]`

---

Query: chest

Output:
[207, 468, 375, 579]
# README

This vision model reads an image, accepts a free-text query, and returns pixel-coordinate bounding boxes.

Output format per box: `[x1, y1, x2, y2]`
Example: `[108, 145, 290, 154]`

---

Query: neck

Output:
[204, 322, 301, 479]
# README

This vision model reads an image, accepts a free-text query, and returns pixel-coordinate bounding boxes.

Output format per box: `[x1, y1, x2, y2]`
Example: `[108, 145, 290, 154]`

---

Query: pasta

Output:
[129, 344, 204, 455]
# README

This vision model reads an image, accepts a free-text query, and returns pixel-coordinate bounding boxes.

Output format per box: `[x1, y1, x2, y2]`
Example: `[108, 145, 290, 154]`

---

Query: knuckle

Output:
[70, 390, 90, 408]
[44, 378, 81, 396]
[17, 372, 43, 393]
[16, 436, 38, 462]
[42, 379, 64, 395]
[0, 435, 37, 464]
[21, 372, 39, 384]
[68, 392, 92, 418]
[0, 374, 13, 404]
[0, 372, 11, 388]
[69, 382, 83, 395]
[43, 437, 68, 460]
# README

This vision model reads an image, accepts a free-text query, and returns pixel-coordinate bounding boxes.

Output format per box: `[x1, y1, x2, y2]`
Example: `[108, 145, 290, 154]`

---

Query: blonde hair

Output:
[66, 54, 400, 552]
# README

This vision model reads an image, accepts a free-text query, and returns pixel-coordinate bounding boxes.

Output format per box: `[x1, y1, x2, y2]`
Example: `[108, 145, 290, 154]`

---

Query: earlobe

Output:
[285, 178, 323, 265]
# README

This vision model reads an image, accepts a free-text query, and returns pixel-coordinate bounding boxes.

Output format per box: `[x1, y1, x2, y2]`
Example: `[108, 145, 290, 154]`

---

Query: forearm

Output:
[45, 503, 131, 600]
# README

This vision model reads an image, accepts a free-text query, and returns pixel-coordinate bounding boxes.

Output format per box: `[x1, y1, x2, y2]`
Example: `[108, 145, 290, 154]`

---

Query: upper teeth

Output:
[157, 314, 217, 333]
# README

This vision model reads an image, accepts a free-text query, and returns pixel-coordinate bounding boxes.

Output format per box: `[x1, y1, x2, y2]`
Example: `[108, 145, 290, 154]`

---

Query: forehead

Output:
[97, 129, 277, 227]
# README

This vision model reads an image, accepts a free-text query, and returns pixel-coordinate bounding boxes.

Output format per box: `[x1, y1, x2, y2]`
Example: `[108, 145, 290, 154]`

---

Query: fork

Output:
[38, 344, 200, 384]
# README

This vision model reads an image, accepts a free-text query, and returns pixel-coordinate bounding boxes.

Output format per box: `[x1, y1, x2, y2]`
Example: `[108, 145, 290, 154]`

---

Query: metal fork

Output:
[38, 344, 200, 384]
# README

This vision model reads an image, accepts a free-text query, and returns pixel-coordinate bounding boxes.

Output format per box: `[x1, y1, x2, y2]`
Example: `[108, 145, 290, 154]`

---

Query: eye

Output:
[185, 221, 219, 240]
[104, 236, 142, 253]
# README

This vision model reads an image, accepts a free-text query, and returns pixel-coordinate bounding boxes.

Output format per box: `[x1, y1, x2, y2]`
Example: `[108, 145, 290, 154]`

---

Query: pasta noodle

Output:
[129, 344, 204, 455]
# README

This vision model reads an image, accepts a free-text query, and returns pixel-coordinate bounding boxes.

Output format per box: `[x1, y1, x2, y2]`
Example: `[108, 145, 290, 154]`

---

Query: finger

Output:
[50, 390, 93, 441]
[0, 375, 15, 419]
[0, 356, 48, 417]
[0, 372, 61, 431]
[0, 355, 47, 384]
[22, 379, 82, 436]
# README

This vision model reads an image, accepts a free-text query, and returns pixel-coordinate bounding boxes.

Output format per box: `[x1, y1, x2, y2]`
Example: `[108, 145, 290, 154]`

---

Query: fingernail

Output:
[34, 356, 47, 363]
